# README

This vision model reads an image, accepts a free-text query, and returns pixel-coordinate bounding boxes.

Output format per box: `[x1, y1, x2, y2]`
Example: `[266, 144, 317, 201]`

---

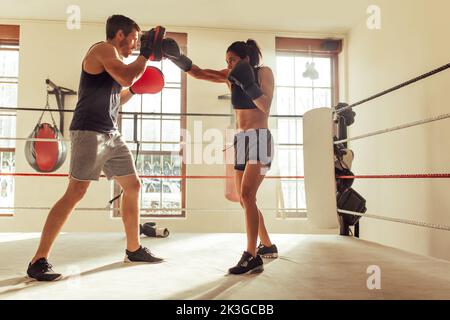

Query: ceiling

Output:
[0, 0, 373, 33]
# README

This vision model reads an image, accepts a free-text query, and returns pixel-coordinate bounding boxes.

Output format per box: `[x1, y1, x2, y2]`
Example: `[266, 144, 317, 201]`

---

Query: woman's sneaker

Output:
[257, 243, 278, 258]
[228, 251, 264, 275]
[26, 258, 62, 281]
[124, 246, 163, 263]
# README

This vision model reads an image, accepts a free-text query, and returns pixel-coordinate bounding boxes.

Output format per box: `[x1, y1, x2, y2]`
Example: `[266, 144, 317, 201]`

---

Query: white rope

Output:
[338, 209, 450, 231]
[0, 137, 303, 147]
[0, 137, 70, 142]
[0, 137, 178, 144]
[335, 112, 450, 144]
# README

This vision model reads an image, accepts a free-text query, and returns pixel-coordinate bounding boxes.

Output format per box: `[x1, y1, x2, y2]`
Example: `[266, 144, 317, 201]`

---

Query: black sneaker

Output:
[26, 258, 62, 281]
[257, 243, 278, 258]
[124, 246, 163, 263]
[228, 251, 264, 275]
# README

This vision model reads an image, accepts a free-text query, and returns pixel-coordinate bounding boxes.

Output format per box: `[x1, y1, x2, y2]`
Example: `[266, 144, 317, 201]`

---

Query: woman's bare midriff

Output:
[235, 108, 269, 131]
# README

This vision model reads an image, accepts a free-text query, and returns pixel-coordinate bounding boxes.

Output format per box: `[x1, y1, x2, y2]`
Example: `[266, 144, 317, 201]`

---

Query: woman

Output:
[164, 38, 278, 274]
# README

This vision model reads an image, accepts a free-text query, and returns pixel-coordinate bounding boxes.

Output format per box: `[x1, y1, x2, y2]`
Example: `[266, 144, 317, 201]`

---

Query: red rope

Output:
[337, 173, 450, 179]
[0, 173, 304, 179]
[2, 172, 450, 179]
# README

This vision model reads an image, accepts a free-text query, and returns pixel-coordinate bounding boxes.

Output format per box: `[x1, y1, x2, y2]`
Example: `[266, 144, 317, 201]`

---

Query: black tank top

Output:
[70, 45, 122, 133]
[231, 67, 260, 110]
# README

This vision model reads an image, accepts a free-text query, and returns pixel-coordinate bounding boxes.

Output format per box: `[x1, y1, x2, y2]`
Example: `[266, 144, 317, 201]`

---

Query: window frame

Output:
[0, 25, 19, 217]
[113, 32, 187, 218]
[275, 37, 341, 218]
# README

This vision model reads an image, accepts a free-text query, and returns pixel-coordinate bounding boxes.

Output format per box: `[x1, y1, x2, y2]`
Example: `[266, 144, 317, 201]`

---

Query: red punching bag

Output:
[25, 108, 67, 172]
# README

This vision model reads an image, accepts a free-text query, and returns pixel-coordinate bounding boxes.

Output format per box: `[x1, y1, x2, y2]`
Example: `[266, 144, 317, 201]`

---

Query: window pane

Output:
[295, 88, 313, 114]
[161, 179, 181, 209]
[281, 181, 297, 208]
[295, 56, 314, 87]
[122, 93, 141, 113]
[162, 88, 180, 114]
[276, 56, 294, 86]
[297, 180, 306, 209]
[0, 151, 15, 214]
[276, 87, 295, 114]
[0, 50, 19, 77]
[142, 93, 161, 113]
[141, 119, 161, 142]
[0, 115, 16, 148]
[280, 180, 306, 210]
[142, 178, 162, 208]
[277, 119, 302, 144]
[141, 143, 161, 152]
[313, 88, 332, 108]
[312, 57, 331, 87]
[0, 84, 18, 107]
[162, 59, 181, 83]
[162, 143, 180, 152]
[162, 119, 180, 142]
[121, 118, 135, 142]
[277, 147, 299, 176]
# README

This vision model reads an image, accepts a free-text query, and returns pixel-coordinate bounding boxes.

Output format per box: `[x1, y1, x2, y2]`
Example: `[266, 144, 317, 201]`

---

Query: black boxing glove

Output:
[228, 60, 263, 100]
[162, 38, 193, 72]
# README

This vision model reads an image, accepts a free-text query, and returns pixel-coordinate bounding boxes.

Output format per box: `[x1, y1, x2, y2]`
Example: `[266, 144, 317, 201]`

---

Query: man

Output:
[27, 15, 163, 281]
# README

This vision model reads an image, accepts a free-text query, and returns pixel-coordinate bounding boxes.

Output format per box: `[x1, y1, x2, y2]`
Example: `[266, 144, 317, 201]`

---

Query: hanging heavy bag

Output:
[25, 101, 67, 172]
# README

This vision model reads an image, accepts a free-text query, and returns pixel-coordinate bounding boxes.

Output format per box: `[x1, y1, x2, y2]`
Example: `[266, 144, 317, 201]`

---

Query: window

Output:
[113, 33, 187, 218]
[275, 37, 341, 218]
[0, 25, 19, 216]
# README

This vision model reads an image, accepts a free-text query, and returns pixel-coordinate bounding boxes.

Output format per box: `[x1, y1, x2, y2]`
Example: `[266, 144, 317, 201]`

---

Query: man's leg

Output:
[31, 178, 90, 264]
[114, 174, 141, 252]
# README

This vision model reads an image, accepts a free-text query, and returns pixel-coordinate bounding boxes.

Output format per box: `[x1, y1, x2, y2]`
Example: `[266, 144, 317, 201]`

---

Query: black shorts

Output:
[233, 128, 274, 171]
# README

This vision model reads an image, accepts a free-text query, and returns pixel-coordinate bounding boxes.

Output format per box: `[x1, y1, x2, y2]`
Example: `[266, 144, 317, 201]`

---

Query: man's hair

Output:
[106, 15, 140, 40]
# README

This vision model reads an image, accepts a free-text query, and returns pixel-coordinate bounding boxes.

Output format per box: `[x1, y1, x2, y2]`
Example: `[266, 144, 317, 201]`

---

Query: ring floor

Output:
[0, 233, 449, 299]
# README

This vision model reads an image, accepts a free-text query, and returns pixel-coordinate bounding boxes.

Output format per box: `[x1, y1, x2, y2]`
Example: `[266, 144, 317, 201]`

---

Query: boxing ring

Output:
[0, 62, 450, 299]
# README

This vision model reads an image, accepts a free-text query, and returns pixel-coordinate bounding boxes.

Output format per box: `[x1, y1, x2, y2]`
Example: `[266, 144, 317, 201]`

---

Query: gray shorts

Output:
[69, 130, 137, 181]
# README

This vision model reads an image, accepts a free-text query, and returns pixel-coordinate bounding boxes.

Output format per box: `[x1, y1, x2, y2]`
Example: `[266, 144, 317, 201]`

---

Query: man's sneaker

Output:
[26, 258, 62, 281]
[257, 243, 278, 258]
[228, 251, 264, 275]
[124, 246, 163, 263]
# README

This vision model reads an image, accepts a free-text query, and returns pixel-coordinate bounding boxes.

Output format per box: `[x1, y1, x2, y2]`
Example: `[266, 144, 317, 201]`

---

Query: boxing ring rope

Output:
[0, 137, 304, 148]
[0, 173, 306, 179]
[334, 62, 450, 114]
[0, 172, 308, 214]
[337, 209, 450, 232]
[3, 63, 449, 233]
[0, 106, 304, 119]
[4, 172, 450, 180]
[304, 61, 450, 232]
[0, 206, 305, 213]
[334, 111, 450, 144]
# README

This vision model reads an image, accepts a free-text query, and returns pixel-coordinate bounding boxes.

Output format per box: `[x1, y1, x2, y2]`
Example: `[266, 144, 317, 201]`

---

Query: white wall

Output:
[347, 0, 450, 260]
[0, 20, 342, 235]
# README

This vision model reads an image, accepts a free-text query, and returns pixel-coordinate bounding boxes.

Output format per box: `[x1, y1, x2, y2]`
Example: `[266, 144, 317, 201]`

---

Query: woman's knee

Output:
[240, 188, 256, 206]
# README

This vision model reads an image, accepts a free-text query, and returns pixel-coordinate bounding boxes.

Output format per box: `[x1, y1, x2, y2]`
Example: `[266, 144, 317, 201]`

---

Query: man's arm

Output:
[120, 89, 134, 105]
[96, 43, 147, 87]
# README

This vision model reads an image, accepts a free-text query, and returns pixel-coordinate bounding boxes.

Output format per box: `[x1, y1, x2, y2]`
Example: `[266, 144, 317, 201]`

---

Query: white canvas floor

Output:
[0, 233, 449, 300]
